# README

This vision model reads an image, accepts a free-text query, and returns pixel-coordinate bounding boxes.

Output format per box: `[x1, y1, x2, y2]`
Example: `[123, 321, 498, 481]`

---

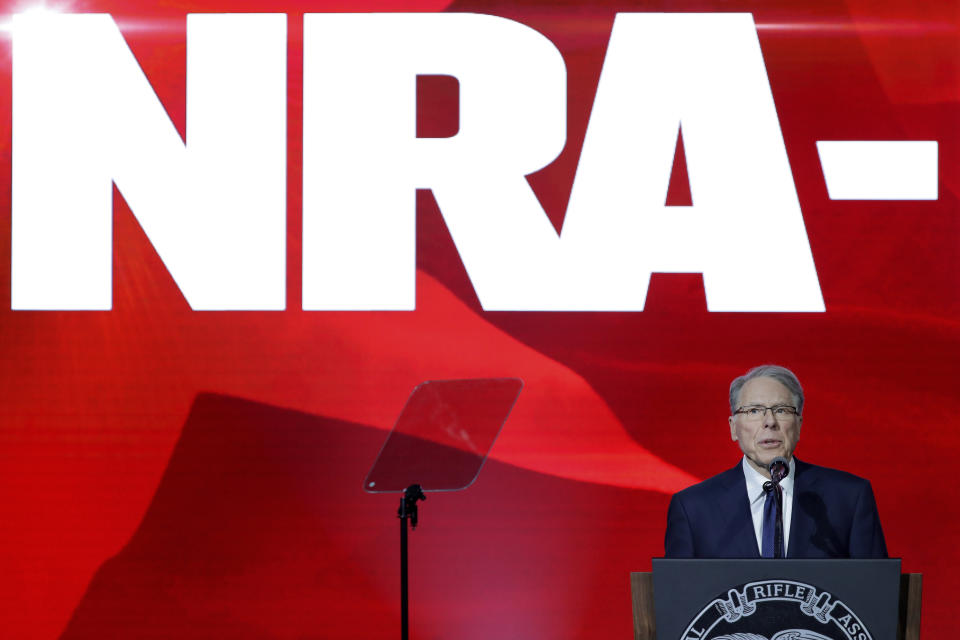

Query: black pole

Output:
[398, 484, 425, 640]
[400, 508, 409, 640]
[773, 483, 784, 558]
[768, 457, 788, 559]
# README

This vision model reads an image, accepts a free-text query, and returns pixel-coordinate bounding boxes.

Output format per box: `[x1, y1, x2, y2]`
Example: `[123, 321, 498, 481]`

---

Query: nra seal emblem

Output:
[681, 580, 872, 640]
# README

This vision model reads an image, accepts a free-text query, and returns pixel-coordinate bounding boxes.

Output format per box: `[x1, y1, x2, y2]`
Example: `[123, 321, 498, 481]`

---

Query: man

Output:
[664, 364, 887, 558]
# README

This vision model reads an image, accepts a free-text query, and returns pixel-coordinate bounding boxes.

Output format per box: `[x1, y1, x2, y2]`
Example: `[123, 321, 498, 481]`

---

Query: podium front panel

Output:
[652, 558, 900, 640]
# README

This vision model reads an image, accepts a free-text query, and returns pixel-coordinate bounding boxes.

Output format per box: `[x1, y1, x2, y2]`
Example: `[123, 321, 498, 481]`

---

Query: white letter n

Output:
[12, 13, 286, 310]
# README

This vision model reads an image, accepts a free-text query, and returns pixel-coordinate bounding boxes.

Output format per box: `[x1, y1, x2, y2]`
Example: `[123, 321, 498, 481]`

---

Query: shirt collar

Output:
[742, 456, 796, 503]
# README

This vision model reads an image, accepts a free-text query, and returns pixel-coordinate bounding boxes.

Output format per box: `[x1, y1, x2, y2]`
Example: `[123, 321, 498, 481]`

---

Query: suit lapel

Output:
[718, 462, 761, 558]
[787, 458, 813, 558]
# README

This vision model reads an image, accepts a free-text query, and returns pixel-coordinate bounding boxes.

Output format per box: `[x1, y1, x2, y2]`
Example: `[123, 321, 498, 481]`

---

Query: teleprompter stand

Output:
[398, 484, 425, 640]
[364, 379, 524, 640]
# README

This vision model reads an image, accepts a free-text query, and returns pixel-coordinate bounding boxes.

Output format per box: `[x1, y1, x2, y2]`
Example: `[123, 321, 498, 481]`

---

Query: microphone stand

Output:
[398, 484, 426, 640]
[769, 458, 788, 558]
[772, 482, 784, 558]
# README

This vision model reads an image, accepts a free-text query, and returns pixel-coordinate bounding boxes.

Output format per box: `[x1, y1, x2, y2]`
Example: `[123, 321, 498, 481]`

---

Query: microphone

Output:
[769, 457, 789, 484]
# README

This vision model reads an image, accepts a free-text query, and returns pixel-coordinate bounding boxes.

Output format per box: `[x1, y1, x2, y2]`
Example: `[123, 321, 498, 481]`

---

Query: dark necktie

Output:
[762, 481, 784, 558]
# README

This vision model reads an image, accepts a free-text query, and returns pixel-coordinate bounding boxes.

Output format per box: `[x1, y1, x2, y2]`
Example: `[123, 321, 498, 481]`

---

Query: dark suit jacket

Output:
[665, 459, 887, 558]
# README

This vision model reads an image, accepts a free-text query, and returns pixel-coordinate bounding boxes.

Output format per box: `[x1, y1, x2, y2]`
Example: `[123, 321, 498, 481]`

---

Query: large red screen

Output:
[0, 0, 956, 638]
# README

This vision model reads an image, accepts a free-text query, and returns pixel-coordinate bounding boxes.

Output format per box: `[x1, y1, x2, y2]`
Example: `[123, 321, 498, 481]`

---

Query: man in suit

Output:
[665, 364, 887, 558]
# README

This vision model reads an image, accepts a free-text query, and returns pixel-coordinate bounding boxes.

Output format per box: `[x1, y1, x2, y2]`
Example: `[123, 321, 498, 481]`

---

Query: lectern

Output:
[631, 560, 922, 640]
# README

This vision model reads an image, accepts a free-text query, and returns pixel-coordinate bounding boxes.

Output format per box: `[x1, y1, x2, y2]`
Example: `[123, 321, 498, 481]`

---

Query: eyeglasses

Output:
[733, 405, 799, 421]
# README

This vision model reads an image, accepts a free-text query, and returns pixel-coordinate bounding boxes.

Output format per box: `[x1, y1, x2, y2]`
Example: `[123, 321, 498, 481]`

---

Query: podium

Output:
[631, 560, 922, 640]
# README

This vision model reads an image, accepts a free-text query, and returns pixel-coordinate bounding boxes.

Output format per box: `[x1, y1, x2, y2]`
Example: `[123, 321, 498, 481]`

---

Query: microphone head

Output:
[769, 456, 789, 483]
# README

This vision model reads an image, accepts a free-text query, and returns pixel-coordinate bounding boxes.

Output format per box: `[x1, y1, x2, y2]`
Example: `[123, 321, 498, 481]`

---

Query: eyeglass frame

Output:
[732, 404, 800, 420]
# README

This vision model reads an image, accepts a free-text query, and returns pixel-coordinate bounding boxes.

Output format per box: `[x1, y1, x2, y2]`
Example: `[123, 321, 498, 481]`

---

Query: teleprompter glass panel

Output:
[364, 378, 523, 493]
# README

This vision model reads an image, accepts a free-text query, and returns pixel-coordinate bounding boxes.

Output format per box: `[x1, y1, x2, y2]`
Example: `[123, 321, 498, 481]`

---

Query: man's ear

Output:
[729, 415, 737, 441]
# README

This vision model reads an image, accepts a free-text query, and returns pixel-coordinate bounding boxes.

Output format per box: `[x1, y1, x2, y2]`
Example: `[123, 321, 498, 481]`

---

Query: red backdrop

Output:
[0, 0, 956, 638]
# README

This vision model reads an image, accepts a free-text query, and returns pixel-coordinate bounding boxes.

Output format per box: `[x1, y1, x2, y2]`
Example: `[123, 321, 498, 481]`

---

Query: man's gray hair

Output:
[729, 364, 804, 415]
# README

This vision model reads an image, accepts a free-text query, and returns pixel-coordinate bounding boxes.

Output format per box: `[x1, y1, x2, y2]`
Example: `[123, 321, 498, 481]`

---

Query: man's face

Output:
[729, 376, 803, 477]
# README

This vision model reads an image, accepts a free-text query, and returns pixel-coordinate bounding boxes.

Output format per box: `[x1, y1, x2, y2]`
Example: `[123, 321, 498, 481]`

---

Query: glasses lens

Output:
[738, 405, 796, 420]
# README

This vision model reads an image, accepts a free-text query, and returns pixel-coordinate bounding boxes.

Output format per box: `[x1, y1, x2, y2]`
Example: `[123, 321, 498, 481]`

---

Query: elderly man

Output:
[664, 364, 887, 558]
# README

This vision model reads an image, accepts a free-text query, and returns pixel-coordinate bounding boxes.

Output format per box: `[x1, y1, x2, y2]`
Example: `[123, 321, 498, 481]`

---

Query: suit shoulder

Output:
[796, 461, 874, 490]
[670, 465, 740, 503]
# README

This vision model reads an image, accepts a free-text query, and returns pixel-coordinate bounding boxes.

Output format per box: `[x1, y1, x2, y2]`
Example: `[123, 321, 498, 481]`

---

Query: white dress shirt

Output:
[743, 456, 795, 556]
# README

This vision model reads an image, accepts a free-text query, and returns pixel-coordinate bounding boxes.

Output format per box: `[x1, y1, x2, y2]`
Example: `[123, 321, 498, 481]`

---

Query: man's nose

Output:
[762, 409, 779, 428]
